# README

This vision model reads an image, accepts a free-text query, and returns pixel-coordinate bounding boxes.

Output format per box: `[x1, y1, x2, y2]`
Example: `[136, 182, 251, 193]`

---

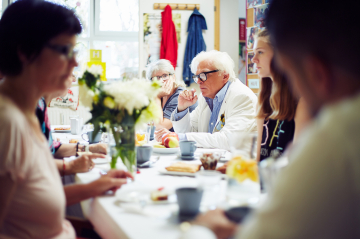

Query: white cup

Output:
[70, 118, 80, 135]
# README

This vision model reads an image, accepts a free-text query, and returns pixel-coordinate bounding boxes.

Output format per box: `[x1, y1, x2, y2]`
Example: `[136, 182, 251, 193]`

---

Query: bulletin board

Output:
[246, 0, 270, 94]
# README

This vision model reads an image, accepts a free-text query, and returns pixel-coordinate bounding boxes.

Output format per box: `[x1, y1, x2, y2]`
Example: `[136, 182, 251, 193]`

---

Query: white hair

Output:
[146, 59, 185, 87]
[190, 50, 236, 82]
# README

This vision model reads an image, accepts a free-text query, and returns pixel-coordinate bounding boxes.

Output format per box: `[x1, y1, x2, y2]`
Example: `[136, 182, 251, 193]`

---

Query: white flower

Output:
[88, 64, 103, 76]
[79, 84, 94, 109]
[103, 78, 160, 115]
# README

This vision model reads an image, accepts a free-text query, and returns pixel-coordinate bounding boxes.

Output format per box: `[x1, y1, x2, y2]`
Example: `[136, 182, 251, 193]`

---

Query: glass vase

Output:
[109, 123, 136, 174]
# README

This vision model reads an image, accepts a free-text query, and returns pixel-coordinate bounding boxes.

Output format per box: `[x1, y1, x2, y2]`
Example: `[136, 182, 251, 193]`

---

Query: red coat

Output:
[160, 5, 178, 68]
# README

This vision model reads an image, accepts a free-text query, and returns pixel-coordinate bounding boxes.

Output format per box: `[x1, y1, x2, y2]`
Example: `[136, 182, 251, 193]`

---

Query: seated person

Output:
[181, 0, 360, 238]
[0, 2, 132, 238]
[146, 59, 197, 132]
[36, 75, 107, 175]
[157, 50, 257, 150]
[252, 30, 310, 162]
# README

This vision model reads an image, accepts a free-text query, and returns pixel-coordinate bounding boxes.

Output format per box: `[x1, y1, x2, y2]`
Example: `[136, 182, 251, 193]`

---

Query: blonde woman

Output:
[252, 29, 311, 161]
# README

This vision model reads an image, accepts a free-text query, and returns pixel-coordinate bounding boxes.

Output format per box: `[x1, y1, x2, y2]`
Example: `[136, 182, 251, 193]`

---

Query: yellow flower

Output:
[226, 156, 259, 183]
[93, 94, 99, 104]
[151, 79, 162, 89]
[103, 96, 115, 109]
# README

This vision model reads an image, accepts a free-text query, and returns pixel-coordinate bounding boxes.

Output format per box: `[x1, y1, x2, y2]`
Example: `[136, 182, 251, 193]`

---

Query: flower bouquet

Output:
[78, 65, 162, 173]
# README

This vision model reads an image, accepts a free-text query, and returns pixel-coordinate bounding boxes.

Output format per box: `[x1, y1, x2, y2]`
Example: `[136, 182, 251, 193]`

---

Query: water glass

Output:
[196, 170, 222, 210]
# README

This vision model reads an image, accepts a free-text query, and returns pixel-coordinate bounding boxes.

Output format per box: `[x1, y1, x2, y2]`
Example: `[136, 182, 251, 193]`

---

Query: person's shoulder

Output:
[0, 95, 25, 125]
[291, 93, 360, 167]
[227, 79, 257, 101]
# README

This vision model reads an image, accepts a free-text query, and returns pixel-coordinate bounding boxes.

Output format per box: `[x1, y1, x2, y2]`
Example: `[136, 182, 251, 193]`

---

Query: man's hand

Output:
[67, 153, 105, 174]
[89, 143, 107, 154]
[155, 128, 170, 142]
[90, 170, 134, 196]
[193, 209, 238, 239]
[157, 79, 173, 98]
[178, 89, 198, 112]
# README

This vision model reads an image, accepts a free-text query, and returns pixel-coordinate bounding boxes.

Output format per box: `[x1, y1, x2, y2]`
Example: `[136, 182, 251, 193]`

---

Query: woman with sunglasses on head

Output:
[0, 1, 132, 238]
[147, 59, 198, 133]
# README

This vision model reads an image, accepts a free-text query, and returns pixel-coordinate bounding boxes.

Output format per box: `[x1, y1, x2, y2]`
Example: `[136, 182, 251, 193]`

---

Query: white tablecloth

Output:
[53, 130, 261, 239]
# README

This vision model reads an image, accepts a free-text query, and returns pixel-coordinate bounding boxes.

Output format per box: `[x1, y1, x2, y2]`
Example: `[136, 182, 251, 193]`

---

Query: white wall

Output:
[220, 0, 239, 76]
[139, 0, 214, 84]
[239, 0, 246, 18]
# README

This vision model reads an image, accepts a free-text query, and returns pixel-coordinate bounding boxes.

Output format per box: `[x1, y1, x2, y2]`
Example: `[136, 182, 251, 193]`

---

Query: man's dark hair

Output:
[266, 0, 360, 77]
[0, 0, 82, 76]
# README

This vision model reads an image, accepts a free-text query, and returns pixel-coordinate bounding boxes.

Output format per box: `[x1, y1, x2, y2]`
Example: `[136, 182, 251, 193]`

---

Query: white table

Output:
[53, 130, 261, 239]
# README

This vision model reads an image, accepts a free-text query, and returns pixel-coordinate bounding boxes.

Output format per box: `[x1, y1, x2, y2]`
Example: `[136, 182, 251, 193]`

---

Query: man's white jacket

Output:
[172, 79, 258, 150]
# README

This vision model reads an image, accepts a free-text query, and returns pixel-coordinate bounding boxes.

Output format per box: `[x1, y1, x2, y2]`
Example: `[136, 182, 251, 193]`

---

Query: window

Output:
[6, 0, 139, 80]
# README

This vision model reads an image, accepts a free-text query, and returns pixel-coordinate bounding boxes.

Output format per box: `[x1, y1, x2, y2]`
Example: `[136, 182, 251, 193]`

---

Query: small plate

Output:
[92, 157, 110, 164]
[158, 168, 228, 179]
[54, 129, 71, 133]
[180, 155, 196, 160]
[158, 168, 197, 177]
[152, 147, 179, 154]
[117, 188, 176, 204]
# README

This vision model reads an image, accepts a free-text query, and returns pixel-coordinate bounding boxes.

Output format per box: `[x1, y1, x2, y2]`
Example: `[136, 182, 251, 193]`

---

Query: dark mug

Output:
[136, 146, 153, 164]
[81, 131, 102, 144]
[176, 187, 203, 216]
[179, 141, 197, 156]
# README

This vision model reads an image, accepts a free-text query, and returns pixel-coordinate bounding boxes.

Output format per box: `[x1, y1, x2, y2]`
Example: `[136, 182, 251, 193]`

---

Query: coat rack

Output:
[153, 3, 200, 10]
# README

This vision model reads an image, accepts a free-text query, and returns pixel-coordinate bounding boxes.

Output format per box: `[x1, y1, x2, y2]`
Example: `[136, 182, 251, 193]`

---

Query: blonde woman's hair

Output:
[256, 29, 298, 121]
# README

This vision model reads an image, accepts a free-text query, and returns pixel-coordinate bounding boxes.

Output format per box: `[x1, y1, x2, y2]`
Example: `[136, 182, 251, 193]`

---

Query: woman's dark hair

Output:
[0, 0, 82, 76]
[266, 0, 360, 78]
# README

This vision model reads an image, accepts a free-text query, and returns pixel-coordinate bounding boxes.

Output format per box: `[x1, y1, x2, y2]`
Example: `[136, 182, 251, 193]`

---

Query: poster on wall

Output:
[247, 0, 262, 8]
[254, 4, 269, 28]
[143, 13, 181, 67]
[247, 52, 258, 75]
[247, 26, 259, 49]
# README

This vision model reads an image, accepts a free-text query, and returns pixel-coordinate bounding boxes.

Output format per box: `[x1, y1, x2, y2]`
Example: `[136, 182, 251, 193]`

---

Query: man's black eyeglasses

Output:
[46, 44, 78, 60]
[192, 70, 219, 83]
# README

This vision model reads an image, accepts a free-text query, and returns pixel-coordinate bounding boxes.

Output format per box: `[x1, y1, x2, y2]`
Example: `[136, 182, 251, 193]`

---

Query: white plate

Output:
[158, 168, 228, 179]
[92, 157, 110, 164]
[158, 168, 197, 177]
[54, 129, 71, 133]
[117, 188, 176, 204]
[152, 147, 179, 154]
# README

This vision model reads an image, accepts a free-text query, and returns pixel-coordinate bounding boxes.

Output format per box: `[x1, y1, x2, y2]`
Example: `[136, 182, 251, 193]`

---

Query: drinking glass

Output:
[196, 170, 222, 210]
[226, 132, 260, 205]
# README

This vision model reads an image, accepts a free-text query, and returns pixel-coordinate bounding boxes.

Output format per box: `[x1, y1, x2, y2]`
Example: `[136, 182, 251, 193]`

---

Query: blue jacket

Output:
[182, 9, 207, 86]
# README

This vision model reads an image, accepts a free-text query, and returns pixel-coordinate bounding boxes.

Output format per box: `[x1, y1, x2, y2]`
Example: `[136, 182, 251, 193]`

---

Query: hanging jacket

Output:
[182, 8, 207, 86]
[160, 5, 178, 68]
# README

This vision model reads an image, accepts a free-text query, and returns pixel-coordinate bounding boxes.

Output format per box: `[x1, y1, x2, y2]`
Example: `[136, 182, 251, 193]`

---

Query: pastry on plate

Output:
[54, 127, 70, 130]
[165, 162, 201, 173]
[69, 139, 79, 144]
[150, 187, 168, 201]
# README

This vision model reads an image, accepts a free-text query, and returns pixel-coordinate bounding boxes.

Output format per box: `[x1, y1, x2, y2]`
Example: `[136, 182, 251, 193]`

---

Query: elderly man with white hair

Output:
[158, 50, 257, 150]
